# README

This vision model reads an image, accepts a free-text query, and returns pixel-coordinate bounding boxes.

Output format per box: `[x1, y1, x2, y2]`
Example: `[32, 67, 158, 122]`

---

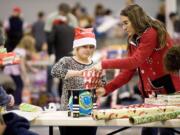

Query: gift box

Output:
[0, 52, 20, 65]
[68, 89, 97, 117]
[83, 70, 102, 89]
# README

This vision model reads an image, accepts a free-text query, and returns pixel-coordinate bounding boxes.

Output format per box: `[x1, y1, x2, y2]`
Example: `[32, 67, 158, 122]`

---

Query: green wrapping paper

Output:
[92, 106, 180, 120]
[129, 111, 180, 124]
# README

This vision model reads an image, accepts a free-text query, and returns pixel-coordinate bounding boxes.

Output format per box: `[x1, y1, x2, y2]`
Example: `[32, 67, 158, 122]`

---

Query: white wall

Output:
[0, 0, 161, 23]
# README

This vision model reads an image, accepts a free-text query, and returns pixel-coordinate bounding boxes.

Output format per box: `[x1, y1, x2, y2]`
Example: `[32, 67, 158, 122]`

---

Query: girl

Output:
[51, 27, 99, 135]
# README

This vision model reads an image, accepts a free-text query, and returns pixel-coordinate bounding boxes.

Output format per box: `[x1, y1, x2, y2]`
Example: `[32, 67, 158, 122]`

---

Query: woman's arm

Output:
[104, 69, 136, 95]
[102, 28, 158, 70]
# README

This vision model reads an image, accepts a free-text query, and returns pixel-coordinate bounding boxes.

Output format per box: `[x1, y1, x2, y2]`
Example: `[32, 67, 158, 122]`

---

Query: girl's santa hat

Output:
[73, 27, 96, 48]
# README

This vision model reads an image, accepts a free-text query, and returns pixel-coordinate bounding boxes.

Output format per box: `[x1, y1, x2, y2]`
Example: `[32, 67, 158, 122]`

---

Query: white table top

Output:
[29, 111, 180, 128]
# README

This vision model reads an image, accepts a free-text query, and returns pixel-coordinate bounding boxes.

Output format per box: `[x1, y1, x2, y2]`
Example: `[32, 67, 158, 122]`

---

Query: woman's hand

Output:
[96, 87, 106, 97]
[91, 62, 102, 71]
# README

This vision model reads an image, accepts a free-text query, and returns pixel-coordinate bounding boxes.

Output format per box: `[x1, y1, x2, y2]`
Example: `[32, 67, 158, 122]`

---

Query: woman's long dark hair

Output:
[120, 4, 167, 48]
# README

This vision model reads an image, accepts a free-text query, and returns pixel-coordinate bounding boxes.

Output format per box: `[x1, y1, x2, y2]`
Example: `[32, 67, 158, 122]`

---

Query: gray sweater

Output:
[51, 57, 106, 110]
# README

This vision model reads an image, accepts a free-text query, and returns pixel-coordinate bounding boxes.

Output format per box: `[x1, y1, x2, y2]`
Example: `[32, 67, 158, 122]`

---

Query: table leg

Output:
[49, 126, 53, 135]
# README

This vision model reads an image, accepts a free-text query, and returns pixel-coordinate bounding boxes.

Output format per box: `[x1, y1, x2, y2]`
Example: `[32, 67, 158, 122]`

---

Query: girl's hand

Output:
[96, 87, 106, 97]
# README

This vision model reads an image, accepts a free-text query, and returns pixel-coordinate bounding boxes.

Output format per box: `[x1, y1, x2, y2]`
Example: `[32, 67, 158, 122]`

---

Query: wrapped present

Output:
[129, 111, 180, 124]
[19, 103, 42, 112]
[0, 47, 7, 53]
[0, 52, 20, 65]
[83, 70, 102, 89]
[68, 89, 97, 117]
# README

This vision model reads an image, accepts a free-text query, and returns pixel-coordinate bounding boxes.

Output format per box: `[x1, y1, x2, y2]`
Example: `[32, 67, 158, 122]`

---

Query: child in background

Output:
[0, 27, 38, 135]
[0, 26, 14, 135]
[0, 28, 15, 108]
[4, 29, 36, 105]
[164, 45, 180, 76]
[51, 27, 104, 135]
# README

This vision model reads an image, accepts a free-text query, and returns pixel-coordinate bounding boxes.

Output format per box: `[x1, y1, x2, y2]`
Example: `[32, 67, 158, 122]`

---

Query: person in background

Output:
[4, 6, 24, 52]
[72, 3, 93, 28]
[156, 2, 166, 25]
[0, 24, 38, 135]
[169, 12, 180, 34]
[4, 29, 36, 105]
[51, 27, 103, 135]
[169, 12, 180, 44]
[32, 11, 47, 52]
[45, 3, 78, 52]
[0, 26, 15, 108]
[45, 3, 78, 100]
[125, 0, 135, 7]
[92, 4, 180, 135]
[164, 45, 180, 75]
[48, 14, 74, 99]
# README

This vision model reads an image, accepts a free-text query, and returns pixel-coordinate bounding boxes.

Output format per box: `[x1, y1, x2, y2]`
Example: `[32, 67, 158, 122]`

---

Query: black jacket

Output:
[49, 23, 74, 62]
[5, 16, 23, 52]
[3, 112, 38, 135]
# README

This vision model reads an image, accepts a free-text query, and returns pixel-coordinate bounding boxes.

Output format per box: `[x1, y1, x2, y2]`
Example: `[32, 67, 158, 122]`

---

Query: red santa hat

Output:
[13, 6, 22, 13]
[73, 27, 96, 48]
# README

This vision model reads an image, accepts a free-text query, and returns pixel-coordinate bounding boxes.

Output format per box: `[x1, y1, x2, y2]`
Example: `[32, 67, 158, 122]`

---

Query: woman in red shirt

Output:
[93, 4, 180, 135]
[94, 4, 180, 98]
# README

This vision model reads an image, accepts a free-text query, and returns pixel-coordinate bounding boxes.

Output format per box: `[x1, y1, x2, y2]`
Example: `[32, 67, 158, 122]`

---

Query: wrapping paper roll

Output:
[145, 96, 180, 105]
[92, 105, 180, 120]
[129, 111, 180, 124]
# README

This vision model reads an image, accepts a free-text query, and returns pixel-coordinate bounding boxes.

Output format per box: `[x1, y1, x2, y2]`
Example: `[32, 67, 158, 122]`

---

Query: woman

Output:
[93, 4, 180, 135]
[51, 27, 103, 135]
